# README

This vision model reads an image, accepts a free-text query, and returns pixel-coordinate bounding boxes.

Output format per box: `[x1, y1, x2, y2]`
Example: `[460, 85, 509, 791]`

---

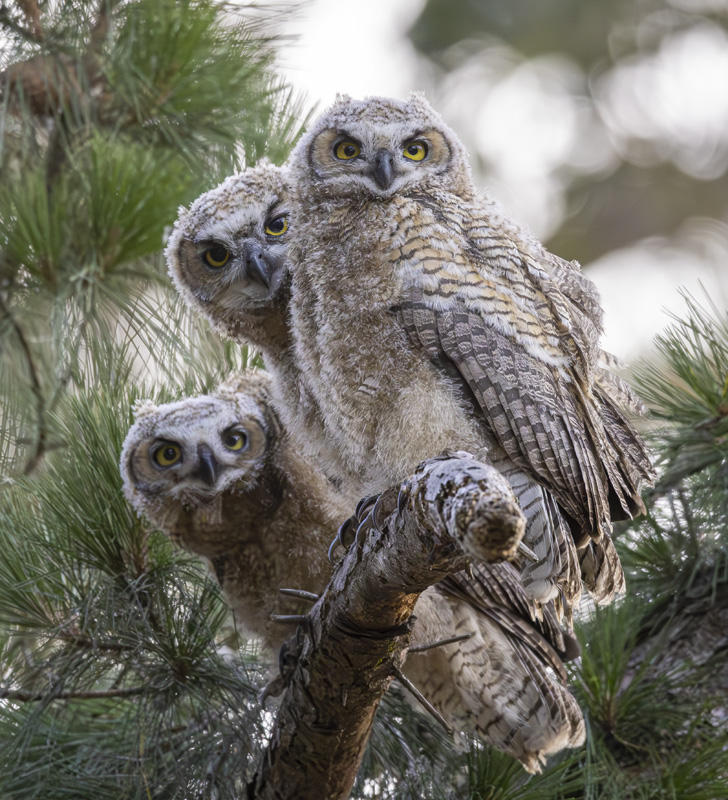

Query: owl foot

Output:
[328, 488, 399, 561]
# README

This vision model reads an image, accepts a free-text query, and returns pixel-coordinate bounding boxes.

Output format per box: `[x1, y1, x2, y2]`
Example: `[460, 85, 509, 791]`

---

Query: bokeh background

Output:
[270, 0, 728, 360]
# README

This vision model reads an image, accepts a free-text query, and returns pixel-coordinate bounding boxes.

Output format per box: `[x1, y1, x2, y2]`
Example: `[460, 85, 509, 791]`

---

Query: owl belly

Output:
[310, 306, 487, 495]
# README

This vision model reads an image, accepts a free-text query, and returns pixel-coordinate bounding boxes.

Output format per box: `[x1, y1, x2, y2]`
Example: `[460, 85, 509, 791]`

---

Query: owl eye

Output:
[403, 140, 428, 161]
[152, 441, 182, 468]
[334, 140, 361, 160]
[222, 427, 248, 452]
[265, 215, 288, 237]
[203, 244, 230, 269]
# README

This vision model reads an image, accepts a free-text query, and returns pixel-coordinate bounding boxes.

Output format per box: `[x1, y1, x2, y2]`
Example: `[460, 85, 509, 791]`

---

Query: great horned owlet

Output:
[165, 161, 340, 485]
[119, 370, 340, 650]
[287, 93, 654, 611]
[120, 368, 584, 771]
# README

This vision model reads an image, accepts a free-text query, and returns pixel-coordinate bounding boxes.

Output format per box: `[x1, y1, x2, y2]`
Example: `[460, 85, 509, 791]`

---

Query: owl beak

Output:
[195, 443, 219, 487]
[372, 149, 395, 190]
[242, 240, 271, 289]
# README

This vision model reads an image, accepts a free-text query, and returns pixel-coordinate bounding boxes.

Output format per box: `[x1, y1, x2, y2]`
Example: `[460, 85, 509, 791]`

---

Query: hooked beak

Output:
[242, 240, 272, 289]
[195, 443, 219, 487]
[372, 148, 395, 190]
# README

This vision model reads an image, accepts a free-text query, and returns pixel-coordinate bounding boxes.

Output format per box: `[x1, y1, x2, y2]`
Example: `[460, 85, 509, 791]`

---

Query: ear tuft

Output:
[132, 398, 157, 420]
[407, 91, 434, 113]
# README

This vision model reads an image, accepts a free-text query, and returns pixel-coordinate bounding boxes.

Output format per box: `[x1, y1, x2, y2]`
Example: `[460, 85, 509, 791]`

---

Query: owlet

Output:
[286, 93, 654, 611]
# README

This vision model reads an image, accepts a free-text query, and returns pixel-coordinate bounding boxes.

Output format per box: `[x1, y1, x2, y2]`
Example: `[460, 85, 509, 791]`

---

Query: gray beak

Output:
[372, 149, 395, 190]
[242, 240, 271, 288]
[196, 443, 219, 487]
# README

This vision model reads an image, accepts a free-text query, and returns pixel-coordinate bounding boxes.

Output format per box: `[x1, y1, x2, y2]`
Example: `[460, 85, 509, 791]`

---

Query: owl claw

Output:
[327, 534, 340, 562]
[328, 515, 357, 561]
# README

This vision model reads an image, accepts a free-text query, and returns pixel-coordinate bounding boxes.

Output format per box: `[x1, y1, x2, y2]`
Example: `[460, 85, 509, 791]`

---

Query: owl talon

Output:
[279, 587, 319, 603]
[354, 494, 379, 519]
[517, 541, 539, 562]
[327, 534, 341, 562]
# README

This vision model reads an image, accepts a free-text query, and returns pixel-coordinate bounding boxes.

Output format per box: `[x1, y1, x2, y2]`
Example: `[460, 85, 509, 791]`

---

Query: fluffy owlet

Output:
[120, 369, 584, 770]
[164, 162, 339, 481]
[119, 370, 341, 649]
[162, 163, 588, 768]
[287, 93, 654, 611]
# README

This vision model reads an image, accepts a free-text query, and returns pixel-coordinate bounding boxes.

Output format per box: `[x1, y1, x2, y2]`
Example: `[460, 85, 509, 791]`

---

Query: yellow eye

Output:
[222, 428, 248, 451]
[265, 216, 288, 237]
[403, 140, 428, 161]
[153, 441, 182, 468]
[203, 244, 230, 268]
[334, 140, 361, 160]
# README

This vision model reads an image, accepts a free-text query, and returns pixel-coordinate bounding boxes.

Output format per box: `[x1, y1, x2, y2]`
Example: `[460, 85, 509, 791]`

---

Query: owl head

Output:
[290, 92, 474, 202]
[120, 370, 280, 525]
[165, 162, 291, 340]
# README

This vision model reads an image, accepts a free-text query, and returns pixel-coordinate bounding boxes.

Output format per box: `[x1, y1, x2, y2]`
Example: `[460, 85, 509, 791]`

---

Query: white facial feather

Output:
[120, 370, 275, 522]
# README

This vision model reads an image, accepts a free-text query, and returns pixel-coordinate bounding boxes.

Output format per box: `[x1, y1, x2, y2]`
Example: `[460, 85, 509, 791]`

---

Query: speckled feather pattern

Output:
[156, 96, 654, 770]
[287, 93, 653, 613]
[120, 370, 583, 769]
[120, 370, 344, 649]
[165, 162, 345, 492]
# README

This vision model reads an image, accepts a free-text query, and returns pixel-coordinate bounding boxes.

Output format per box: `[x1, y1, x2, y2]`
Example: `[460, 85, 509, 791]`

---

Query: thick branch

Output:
[248, 452, 525, 800]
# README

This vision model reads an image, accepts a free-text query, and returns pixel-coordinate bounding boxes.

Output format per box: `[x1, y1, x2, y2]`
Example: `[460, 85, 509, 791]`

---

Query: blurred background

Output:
[271, 0, 728, 360]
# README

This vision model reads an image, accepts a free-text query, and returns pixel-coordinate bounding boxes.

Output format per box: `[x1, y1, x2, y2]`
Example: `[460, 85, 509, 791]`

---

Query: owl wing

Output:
[393, 236, 653, 545]
[439, 562, 580, 673]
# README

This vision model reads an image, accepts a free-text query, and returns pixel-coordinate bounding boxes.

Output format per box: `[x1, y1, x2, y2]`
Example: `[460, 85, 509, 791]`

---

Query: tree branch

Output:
[248, 452, 525, 800]
[0, 295, 47, 474]
[0, 685, 145, 702]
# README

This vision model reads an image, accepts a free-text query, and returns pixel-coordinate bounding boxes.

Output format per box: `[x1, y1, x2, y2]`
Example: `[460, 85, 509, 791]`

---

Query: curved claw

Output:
[355, 494, 379, 520]
[327, 533, 341, 562]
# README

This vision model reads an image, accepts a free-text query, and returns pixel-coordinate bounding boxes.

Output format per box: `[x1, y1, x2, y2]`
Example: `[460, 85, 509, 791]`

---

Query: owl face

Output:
[166, 164, 291, 335]
[121, 386, 272, 513]
[293, 93, 471, 201]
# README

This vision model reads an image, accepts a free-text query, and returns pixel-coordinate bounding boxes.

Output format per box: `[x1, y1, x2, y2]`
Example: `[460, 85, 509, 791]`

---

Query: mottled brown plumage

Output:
[120, 371, 339, 649]
[287, 93, 654, 613]
[121, 373, 585, 768]
[165, 162, 343, 488]
[160, 163, 589, 770]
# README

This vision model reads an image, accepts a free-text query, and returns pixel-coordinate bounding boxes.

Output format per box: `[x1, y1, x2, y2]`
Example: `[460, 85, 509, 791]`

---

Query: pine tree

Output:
[0, 2, 304, 796]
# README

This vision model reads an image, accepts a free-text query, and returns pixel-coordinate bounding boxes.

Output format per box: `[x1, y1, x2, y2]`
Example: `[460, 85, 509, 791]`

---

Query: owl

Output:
[286, 93, 654, 611]
[119, 369, 342, 649]
[165, 162, 342, 487]
[120, 370, 584, 770]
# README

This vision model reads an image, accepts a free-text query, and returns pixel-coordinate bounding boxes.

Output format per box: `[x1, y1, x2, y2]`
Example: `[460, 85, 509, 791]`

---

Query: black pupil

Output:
[343, 144, 356, 156]
[164, 447, 177, 460]
[408, 144, 420, 155]
[208, 245, 227, 262]
[268, 218, 284, 233]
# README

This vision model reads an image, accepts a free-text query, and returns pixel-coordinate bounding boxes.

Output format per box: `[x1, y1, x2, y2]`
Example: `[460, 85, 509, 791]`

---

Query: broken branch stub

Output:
[248, 452, 525, 800]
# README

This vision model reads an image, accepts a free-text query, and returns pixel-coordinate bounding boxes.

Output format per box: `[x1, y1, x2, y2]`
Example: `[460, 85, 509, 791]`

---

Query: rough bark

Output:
[248, 452, 525, 800]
